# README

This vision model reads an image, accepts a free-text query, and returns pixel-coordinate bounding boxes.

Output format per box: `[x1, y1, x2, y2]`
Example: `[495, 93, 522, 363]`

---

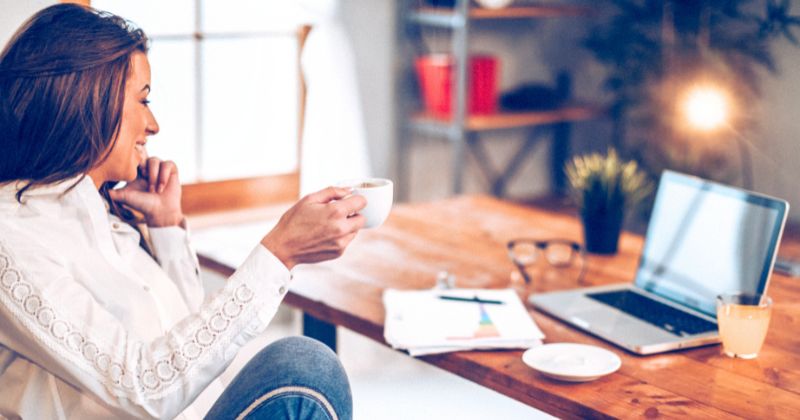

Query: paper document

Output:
[383, 288, 544, 356]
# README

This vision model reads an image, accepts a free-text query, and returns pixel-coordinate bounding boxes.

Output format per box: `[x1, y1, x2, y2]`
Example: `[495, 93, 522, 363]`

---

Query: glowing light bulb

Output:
[683, 86, 728, 131]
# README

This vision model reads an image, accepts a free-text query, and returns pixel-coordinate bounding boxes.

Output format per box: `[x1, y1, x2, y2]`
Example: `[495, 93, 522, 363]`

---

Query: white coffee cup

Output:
[338, 178, 393, 229]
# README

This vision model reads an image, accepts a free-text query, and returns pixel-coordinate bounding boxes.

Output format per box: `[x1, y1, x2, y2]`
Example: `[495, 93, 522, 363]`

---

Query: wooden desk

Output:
[192, 195, 800, 419]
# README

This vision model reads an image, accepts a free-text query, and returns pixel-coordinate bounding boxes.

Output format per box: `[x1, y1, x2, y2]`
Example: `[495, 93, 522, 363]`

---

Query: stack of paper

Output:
[383, 288, 545, 356]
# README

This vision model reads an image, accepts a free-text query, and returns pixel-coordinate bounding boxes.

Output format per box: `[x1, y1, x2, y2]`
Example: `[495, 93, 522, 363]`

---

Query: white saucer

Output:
[522, 343, 621, 382]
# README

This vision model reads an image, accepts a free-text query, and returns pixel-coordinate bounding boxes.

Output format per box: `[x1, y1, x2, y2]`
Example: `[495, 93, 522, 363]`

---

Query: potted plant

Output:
[566, 149, 652, 254]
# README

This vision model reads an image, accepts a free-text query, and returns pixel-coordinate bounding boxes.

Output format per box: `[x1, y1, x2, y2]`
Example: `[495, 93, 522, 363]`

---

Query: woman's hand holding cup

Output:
[261, 186, 367, 270]
[336, 178, 394, 229]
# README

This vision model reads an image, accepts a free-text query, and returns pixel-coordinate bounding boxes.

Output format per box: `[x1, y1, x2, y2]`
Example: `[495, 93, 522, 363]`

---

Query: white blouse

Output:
[0, 175, 292, 419]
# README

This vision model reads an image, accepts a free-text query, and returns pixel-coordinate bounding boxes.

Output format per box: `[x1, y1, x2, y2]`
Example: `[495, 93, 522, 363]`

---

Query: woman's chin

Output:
[127, 168, 140, 182]
[115, 167, 139, 183]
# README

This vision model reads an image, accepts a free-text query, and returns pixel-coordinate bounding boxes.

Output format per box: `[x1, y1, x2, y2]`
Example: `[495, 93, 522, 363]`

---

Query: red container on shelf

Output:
[414, 54, 498, 118]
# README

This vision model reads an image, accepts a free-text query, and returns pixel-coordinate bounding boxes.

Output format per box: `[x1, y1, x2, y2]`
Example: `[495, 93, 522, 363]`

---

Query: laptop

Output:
[530, 170, 789, 355]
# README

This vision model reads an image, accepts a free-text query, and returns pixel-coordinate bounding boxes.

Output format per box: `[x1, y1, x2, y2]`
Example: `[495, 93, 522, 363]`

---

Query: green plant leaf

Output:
[566, 148, 653, 216]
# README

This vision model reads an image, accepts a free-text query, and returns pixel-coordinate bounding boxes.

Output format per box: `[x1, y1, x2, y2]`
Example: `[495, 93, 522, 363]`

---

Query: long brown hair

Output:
[0, 4, 152, 251]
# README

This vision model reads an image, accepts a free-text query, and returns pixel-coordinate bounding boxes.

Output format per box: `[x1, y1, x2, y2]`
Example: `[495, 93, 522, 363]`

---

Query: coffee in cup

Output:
[338, 178, 393, 229]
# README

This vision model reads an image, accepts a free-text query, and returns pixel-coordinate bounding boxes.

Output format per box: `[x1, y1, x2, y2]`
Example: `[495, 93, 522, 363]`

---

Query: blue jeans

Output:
[205, 336, 352, 420]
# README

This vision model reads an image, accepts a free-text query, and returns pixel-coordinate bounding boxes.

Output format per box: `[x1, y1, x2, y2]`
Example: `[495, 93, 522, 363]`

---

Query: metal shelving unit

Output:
[396, 0, 604, 200]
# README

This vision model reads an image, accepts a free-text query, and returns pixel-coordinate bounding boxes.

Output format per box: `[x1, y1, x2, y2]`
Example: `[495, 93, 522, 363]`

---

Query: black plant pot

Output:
[581, 207, 624, 255]
[426, 0, 456, 7]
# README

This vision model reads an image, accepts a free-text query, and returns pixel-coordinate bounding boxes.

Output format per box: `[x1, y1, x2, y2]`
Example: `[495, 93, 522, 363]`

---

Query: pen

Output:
[437, 295, 505, 305]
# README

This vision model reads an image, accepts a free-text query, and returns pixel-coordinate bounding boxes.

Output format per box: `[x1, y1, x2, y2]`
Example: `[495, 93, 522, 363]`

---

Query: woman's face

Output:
[89, 51, 159, 186]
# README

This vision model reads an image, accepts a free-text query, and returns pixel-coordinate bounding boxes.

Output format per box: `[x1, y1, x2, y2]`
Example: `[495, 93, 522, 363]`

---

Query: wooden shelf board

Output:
[415, 5, 593, 20]
[470, 5, 593, 19]
[412, 104, 605, 131]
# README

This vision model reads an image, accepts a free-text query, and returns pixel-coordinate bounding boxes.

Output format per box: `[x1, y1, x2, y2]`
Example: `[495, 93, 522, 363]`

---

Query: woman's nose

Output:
[147, 111, 160, 136]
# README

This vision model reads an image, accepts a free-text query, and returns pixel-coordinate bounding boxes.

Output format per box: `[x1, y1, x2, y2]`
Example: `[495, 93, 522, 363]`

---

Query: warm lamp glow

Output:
[683, 86, 728, 131]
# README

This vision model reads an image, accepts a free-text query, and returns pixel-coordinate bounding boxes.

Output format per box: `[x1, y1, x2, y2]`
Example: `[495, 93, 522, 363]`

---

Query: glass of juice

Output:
[716, 292, 772, 359]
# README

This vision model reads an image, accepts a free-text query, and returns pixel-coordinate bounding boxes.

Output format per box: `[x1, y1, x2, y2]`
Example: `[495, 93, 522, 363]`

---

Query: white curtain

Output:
[298, 0, 372, 194]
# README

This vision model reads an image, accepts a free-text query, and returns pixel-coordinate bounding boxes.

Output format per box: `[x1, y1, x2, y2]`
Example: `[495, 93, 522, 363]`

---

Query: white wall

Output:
[756, 37, 800, 221]
[339, 0, 396, 180]
[0, 0, 56, 48]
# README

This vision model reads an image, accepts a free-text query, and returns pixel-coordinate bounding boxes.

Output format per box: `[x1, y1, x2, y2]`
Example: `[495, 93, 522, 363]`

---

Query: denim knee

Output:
[205, 336, 352, 420]
[261, 336, 350, 391]
[249, 336, 352, 420]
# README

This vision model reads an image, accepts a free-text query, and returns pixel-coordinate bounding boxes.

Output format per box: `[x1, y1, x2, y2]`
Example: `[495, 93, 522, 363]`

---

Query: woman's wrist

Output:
[260, 234, 295, 270]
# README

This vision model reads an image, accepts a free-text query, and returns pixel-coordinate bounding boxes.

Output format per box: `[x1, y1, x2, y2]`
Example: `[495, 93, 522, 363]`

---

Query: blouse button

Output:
[111, 222, 120, 230]
[143, 285, 151, 292]
[278, 286, 287, 295]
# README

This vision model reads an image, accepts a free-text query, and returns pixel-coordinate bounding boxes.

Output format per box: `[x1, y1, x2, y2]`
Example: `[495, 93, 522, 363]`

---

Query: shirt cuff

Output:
[148, 225, 192, 263]
[231, 245, 292, 332]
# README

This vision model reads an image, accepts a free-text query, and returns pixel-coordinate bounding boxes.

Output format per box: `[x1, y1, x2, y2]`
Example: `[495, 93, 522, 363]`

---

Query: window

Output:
[92, 0, 305, 183]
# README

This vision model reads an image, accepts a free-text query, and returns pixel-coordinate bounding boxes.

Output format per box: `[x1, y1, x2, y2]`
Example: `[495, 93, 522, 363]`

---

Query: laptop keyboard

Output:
[587, 290, 717, 337]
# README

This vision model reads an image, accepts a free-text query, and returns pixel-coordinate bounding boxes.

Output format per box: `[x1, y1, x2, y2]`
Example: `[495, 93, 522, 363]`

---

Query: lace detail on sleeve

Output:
[0, 242, 256, 398]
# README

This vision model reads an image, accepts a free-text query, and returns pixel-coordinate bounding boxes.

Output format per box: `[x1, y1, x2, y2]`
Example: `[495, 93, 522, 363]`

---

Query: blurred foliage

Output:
[585, 0, 800, 184]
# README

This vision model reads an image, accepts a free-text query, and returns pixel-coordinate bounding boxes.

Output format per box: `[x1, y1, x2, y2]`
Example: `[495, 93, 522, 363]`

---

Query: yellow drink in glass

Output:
[716, 293, 772, 359]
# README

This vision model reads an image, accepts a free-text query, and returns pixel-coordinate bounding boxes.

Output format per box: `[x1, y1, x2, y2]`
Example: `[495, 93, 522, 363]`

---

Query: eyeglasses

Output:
[507, 239, 586, 285]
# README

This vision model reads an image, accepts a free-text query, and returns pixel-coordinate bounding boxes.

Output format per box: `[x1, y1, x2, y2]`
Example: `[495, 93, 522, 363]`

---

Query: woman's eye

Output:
[141, 99, 151, 106]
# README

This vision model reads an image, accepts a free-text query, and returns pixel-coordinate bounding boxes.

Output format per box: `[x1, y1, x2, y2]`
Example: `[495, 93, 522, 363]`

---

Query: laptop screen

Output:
[635, 171, 788, 317]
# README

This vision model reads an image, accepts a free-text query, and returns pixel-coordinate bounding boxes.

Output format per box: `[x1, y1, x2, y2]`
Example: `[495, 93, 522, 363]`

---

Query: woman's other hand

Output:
[261, 187, 367, 270]
[108, 157, 184, 227]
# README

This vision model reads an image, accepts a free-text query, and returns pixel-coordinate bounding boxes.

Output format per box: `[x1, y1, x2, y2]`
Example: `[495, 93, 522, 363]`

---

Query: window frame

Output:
[77, 1, 309, 215]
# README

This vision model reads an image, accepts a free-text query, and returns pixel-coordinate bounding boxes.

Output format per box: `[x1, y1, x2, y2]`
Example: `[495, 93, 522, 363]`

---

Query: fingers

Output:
[156, 161, 178, 193]
[146, 158, 159, 193]
[108, 186, 147, 208]
[261, 186, 369, 269]
[306, 186, 353, 204]
[334, 194, 367, 216]
[124, 176, 149, 192]
[141, 157, 178, 194]
[340, 213, 366, 232]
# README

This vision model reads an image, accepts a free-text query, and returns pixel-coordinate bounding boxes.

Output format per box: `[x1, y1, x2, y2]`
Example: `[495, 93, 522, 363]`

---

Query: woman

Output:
[0, 4, 365, 419]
